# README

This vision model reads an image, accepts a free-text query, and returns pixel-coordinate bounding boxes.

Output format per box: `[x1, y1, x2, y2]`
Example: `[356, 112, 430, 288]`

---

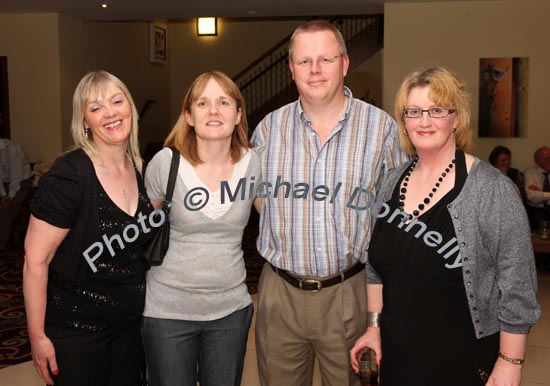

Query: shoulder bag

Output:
[143, 146, 180, 266]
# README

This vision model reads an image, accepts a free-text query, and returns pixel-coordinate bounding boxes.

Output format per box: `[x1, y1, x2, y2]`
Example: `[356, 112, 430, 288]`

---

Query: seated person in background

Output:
[0, 135, 33, 252]
[488, 145, 525, 201]
[524, 146, 550, 229]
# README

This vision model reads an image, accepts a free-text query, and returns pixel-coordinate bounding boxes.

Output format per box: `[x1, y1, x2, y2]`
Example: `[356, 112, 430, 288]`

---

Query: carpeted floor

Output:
[0, 213, 265, 369]
[0, 248, 31, 369]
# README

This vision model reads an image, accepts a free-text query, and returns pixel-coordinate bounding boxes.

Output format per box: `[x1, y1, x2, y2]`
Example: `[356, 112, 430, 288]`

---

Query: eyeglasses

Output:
[292, 55, 343, 67]
[403, 107, 456, 118]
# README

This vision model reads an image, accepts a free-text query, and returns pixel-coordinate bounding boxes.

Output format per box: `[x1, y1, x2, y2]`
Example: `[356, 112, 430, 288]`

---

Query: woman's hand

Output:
[350, 327, 382, 373]
[30, 335, 58, 385]
[486, 358, 522, 386]
[23, 216, 69, 385]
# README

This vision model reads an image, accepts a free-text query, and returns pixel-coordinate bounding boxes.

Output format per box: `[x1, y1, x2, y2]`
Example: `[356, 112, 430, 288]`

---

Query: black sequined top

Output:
[33, 151, 155, 332]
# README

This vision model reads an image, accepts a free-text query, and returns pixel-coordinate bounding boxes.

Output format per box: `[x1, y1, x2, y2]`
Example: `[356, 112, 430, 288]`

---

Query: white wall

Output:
[384, 0, 550, 170]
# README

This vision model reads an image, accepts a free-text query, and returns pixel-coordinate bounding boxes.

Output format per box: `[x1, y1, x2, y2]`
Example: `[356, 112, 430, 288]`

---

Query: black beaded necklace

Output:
[398, 157, 456, 220]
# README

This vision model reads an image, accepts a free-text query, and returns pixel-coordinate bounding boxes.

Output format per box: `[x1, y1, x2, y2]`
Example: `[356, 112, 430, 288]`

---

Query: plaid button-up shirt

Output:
[251, 87, 408, 277]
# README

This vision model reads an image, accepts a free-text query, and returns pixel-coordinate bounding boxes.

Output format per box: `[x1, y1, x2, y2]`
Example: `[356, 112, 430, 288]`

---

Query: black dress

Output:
[369, 150, 499, 386]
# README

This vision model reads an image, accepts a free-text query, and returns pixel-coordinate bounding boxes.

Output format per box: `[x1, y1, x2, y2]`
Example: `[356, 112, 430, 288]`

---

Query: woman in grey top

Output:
[350, 66, 540, 386]
[143, 71, 260, 386]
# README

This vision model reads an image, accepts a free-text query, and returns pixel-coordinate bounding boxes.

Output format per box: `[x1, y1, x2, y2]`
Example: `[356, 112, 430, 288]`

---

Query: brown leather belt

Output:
[270, 263, 365, 292]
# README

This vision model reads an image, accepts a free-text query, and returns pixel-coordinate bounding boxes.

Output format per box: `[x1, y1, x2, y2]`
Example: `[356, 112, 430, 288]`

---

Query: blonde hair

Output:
[395, 66, 472, 156]
[71, 70, 141, 165]
[288, 20, 347, 60]
[164, 71, 250, 165]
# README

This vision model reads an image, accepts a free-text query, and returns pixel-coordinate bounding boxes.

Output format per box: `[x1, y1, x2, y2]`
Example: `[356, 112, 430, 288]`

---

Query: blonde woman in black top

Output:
[23, 71, 154, 386]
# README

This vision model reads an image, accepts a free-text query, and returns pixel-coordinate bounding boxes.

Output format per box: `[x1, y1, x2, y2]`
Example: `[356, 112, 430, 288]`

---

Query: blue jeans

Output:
[143, 304, 253, 386]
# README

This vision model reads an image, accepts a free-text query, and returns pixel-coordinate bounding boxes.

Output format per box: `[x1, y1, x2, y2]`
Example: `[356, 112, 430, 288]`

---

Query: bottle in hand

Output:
[358, 348, 379, 386]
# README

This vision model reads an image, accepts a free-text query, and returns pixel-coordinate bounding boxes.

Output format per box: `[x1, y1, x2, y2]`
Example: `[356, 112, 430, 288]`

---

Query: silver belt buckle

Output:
[300, 279, 322, 292]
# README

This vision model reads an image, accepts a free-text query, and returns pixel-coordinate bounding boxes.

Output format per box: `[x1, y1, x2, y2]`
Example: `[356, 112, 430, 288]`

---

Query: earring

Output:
[404, 130, 409, 137]
[85, 128, 92, 139]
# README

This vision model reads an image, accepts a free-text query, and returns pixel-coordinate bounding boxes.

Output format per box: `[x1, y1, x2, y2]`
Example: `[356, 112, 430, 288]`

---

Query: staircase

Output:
[233, 15, 384, 130]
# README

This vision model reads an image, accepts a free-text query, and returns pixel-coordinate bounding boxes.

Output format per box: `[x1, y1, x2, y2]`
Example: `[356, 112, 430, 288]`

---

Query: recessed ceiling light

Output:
[101, 3, 108, 8]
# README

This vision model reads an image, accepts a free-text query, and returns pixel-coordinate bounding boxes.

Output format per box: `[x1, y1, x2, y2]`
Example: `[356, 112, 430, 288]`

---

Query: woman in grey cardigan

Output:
[350, 66, 540, 386]
[143, 71, 260, 386]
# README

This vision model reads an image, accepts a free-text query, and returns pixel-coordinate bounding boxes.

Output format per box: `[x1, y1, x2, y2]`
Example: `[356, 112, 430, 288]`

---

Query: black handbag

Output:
[143, 146, 180, 266]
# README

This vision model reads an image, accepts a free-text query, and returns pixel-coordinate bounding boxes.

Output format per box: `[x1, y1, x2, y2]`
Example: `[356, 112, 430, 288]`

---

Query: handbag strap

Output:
[164, 146, 180, 206]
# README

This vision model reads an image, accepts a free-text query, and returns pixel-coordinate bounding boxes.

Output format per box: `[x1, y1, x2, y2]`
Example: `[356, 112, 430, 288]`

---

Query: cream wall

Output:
[0, 13, 173, 161]
[59, 18, 310, 145]
[57, 15, 172, 151]
[346, 49, 384, 107]
[168, 18, 382, 126]
[384, 0, 550, 171]
[168, 19, 308, 125]
[0, 13, 62, 162]
[0, 14, 382, 162]
[1, 15, 310, 161]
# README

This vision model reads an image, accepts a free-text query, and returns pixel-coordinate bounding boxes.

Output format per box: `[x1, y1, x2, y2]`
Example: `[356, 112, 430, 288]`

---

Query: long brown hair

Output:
[164, 71, 250, 165]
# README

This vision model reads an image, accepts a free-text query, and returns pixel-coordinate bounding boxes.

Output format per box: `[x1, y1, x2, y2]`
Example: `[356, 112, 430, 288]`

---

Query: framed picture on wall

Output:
[478, 57, 529, 137]
[149, 23, 168, 64]
[0, 57, 10, 139]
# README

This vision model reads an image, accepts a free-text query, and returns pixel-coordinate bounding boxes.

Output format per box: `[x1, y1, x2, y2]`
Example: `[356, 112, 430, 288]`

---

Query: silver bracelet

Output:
[367, 311, 381, 327]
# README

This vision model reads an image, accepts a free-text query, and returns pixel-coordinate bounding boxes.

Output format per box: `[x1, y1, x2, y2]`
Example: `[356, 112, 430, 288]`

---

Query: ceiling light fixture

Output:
[197, 17, 217, 36]
[101, 3, 108, 8]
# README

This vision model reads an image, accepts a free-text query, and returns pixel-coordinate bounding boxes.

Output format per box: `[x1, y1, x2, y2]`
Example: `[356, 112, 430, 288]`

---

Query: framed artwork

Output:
[149, 23, 167, 64]
[0, 57, 10, 139]
[478, 57, 529, 137]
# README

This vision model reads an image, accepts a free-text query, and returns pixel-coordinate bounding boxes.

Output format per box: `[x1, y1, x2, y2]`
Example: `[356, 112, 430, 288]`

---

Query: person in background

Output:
[252, 20, 406, 386]
[350, 66, 540, 386]
[23, 70, 153, 386]
[0, 133, 33, 252]
[142, 71, 260, 386]
[488, 145, 525, 201]
[524, 146, 550, 229]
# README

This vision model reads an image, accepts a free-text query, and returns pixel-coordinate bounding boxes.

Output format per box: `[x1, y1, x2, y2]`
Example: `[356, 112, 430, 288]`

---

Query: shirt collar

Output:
[296, 86, 354, 124]
[535, 164, 547, 174]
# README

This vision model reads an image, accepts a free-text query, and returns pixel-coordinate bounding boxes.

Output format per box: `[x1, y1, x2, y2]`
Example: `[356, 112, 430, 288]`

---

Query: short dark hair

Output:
[488, 146, 511, 166]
